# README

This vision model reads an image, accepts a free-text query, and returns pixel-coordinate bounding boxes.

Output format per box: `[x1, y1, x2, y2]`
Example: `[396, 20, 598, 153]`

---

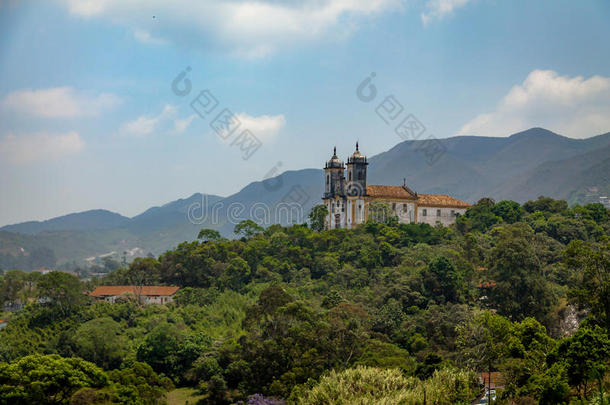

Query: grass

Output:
[166, 387, 205, 405]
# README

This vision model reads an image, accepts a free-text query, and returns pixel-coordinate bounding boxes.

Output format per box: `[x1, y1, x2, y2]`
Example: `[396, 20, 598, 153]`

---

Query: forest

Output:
[0, 196, 609, 404]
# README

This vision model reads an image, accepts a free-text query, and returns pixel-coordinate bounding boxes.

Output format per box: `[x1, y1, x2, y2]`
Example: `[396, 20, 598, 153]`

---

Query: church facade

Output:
[323, 144, 471, 229]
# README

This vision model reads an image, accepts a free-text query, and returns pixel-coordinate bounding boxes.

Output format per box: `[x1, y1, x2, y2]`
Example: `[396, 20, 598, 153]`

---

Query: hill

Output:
[1, 127, 609, 267]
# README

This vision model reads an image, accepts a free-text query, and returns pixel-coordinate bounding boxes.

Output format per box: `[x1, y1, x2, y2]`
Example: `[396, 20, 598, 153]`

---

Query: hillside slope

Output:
[1, 128, 609, 267]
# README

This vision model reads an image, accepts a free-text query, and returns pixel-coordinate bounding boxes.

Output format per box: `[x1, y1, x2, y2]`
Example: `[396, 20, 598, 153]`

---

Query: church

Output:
[323, 144, 471, 229]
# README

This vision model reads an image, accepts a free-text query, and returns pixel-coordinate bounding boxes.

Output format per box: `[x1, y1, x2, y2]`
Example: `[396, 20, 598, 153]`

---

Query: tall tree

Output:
[37, 271, 85, 316]
[0, 354, 108, 404]
[308, 205, 329, 231]
[565, 240, 610, 331]
[198, 228, 222, 242]
[234, 220, 264, 239]
[487, 223, 556, 322]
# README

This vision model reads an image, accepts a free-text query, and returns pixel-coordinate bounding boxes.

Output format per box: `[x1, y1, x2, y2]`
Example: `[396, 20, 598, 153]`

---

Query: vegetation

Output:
[0, 196, 609, 404]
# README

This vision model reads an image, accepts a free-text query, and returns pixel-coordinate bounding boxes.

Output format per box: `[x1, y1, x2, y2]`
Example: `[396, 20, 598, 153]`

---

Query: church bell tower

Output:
[346, 142, 367, 196]
[324, 146, 345, 198]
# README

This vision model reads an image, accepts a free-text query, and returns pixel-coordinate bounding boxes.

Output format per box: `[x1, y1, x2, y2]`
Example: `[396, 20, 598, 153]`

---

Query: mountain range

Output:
[1, 127, 609, 269]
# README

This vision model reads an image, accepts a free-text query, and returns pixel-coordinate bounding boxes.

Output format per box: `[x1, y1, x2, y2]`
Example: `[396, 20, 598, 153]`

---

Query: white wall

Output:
[417, 207, 466, 226]
[328, 198, 347, 229]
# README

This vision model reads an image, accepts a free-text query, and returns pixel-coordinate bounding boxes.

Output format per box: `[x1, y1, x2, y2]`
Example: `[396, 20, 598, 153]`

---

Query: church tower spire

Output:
[346, 142, 367, 196]
[324, 146, 345, 198]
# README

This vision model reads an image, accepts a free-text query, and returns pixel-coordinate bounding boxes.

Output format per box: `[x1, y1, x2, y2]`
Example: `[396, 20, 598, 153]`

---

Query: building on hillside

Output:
[479, 371, 505, 390]
[322, 144, 471, 229]
[89, 286, 180, 304]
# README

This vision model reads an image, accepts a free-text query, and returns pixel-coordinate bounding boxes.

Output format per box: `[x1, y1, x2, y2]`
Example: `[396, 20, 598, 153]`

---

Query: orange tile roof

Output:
[366, 185, 417, 199]
[90, 286, 179, 297]
[417, 193, 471, 208]
[479, 372, 505, 388]
[478, 281, 497, 288]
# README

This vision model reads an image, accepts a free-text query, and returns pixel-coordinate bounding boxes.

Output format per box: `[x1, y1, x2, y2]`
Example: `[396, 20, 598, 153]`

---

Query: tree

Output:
[486, 223, 556, 322]
[492, 200, 524, 224]
[296, 366, 478, 405]
[0, 270, 27, 305]
[565, 240, 610, 331]
[456, 310, 513, 372]
[198, 228, 222, 242]
[0, 354, 108, 404]
[523, 196, 568, 214]
[37, 271, 85, 316]
[107, 362, 173, 404]
[125, 258, 161, 304]
[550, 326, 610, 399]
[136, 323, 206, 384]
[423, 256, 463, 304]
[234, 220, 264, 239]
[308, 205, 328, 231]
[457, 198, 501, 232]
[220, 257, 251, 291]
[582, 203, 609, 223]
[73, 317, 126, 370]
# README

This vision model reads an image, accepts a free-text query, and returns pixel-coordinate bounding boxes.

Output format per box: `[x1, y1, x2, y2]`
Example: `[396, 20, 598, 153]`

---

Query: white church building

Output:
[323, 144, 471, 229]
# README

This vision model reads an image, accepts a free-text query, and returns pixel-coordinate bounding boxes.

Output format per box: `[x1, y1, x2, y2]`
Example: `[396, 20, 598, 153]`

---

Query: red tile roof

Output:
[90, 286, 179, 297]
[366, 185, 417, 199]
[417, 193, 471, 208]
[478, 281, 497, 288]
[479, 372, 505, 388]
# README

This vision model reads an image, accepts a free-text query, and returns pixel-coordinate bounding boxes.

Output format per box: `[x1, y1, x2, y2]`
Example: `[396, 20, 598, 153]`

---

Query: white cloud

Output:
[121, 104, 178, 136]
[458, 70, 610, 138]
[0, 131, 84, 164]
[58, 0, 403, 57]
[171, 114, 197, 136]
[421, 0, 472, 25]
[2, 87, 121, 118]
[235, 113, 285, 142]
[133, 28, 168, 45]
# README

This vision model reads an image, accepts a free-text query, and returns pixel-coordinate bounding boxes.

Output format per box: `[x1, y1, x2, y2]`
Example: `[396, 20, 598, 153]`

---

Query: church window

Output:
[403, 204, 407, 211]
[348, 172, 352, 181]
[326, 175, 329, 184]
[392, 203, 396, 210]
[436, 209, 441, 217]
[422, 209, 427, 216]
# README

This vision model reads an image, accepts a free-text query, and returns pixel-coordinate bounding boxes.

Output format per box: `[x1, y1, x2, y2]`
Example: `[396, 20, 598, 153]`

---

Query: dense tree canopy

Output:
[0, 196, 609, 403]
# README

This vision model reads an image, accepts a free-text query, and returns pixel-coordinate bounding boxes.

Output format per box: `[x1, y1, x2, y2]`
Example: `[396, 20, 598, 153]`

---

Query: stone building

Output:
[322, 144, 470, 229]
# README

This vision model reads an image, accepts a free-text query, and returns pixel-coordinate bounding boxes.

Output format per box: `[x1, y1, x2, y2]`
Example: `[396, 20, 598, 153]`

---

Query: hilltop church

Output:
[323, 144, 471, 229]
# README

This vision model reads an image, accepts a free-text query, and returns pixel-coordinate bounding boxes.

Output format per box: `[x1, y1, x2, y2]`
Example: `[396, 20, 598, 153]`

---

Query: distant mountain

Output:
[367, 128, 610, 202]
[1, 128, 609, 268]
[493, 143, 610, 203]
[0, 210, 130, 235]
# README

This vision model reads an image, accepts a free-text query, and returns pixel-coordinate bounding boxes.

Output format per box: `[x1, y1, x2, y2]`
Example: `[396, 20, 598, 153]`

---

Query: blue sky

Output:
[1, 0, 609, 225]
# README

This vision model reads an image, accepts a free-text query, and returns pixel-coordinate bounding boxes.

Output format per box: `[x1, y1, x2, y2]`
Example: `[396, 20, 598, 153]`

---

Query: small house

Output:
[89, 286, 180, 305]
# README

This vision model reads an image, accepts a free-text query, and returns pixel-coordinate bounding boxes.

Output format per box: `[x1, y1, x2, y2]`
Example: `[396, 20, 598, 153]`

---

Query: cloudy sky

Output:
[1, 0, 609, 225]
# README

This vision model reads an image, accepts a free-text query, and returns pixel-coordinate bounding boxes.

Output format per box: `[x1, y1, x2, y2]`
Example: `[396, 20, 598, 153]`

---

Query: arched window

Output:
[348, 172, 352, 181]
[326, 175, 329, 184]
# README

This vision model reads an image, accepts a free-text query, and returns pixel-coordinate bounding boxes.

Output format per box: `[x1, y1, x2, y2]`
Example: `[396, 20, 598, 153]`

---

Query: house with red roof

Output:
[89, 286, 180, 305]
